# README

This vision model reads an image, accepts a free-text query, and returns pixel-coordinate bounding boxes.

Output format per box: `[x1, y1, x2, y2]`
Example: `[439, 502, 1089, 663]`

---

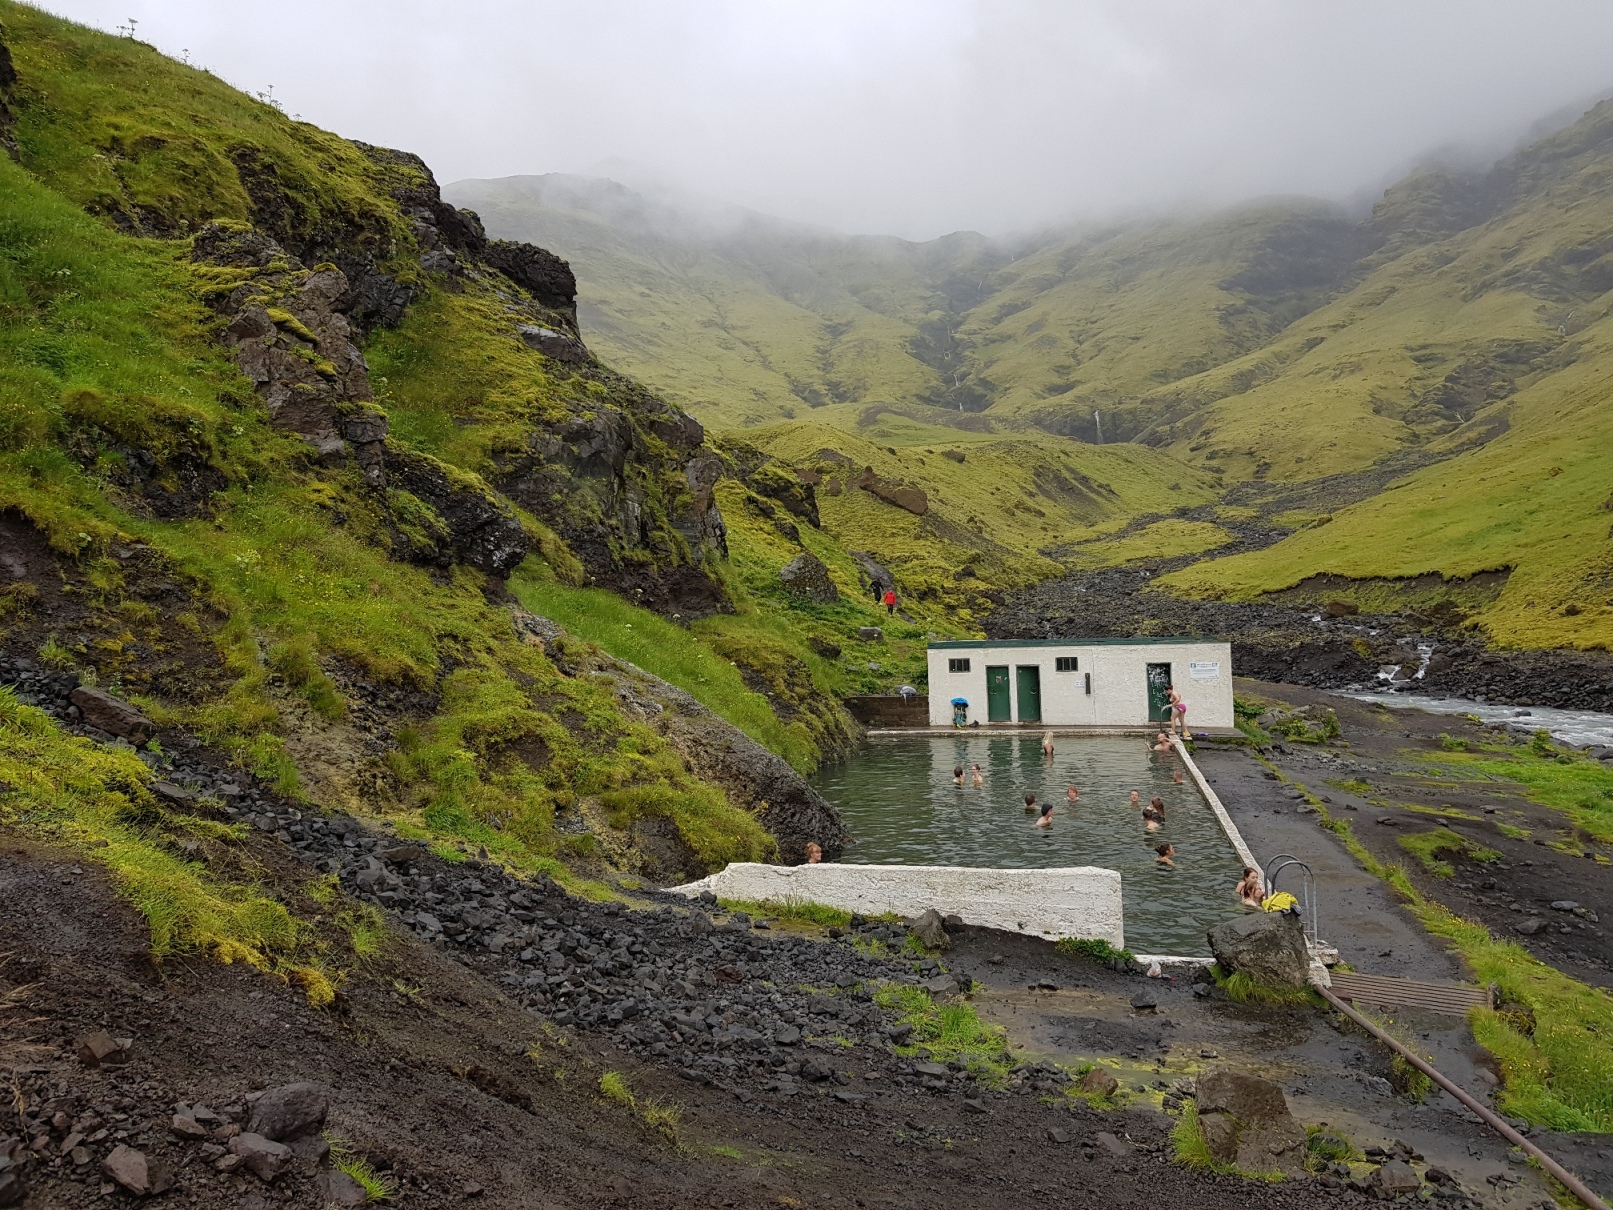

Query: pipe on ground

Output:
[1316, 985, 1608, 1210]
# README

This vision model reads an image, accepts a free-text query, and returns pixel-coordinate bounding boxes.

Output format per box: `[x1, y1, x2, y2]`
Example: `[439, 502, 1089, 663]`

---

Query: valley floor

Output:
[5, 677, 1611, 1208]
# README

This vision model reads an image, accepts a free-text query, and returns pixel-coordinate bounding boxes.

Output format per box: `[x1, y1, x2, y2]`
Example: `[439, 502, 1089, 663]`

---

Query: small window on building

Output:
[1055, 656, 1079, 672]
[948, 658, 971, 674]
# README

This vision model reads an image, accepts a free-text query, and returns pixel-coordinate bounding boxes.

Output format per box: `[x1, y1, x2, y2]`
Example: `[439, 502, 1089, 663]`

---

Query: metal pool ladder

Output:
[1264, 854, 1318, 946]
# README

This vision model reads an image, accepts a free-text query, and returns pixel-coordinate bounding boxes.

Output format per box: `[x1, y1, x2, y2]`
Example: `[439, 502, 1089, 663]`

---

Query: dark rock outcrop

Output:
[0, 22, 17, 160]
[194, 223, 530, 578]
[483, 239, 578, 318]
[494, 398, 729, 617]
[69, 688, 154, 744]
[1194, 1069, 1308, 1175]
[386, 446, 528, 577]
[779, 553, 839, 604]
[1207, 910, 1310, 988]
[194, 223, 387, 480]
[851, 466, 928, 515]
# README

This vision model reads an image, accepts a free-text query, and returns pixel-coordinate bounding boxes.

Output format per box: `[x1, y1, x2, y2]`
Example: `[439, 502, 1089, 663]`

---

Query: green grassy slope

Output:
[0, 3, 801, 881]
[453, 99, 1613, 651]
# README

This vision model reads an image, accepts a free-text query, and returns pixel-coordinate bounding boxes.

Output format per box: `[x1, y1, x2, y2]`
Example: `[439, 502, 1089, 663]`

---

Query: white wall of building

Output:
[926, 639, 1233, 729]
[670, 862, 1125, 947]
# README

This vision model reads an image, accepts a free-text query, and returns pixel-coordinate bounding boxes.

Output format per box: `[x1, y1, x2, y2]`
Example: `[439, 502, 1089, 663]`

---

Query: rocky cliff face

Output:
[191, 222, 529, 578]
[181, 135, 729, 605]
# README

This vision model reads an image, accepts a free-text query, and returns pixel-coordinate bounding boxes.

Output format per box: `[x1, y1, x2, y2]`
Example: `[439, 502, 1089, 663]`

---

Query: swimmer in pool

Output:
[971, 763, 984, 787]
[1033, 802, 1054, 829]
[1129, 790, 1142, 810]
[1152, 732, 1173, 752]
[1042, 731, 1055, 759]
[953, 765, 965, 787]
[1066, 785, 1080, 806]
[1143, 796, 1166, 832]
[805, 841, 823, 864]
[1155, 842, 1176, 868]
[1172, 770, 1185, 785]
[1023, 792, 1039, 813]
[1235, 867, 1264, 907]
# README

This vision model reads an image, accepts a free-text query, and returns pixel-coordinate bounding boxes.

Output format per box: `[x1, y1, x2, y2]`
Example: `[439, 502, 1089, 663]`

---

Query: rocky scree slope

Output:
[0, 3, 832, 881]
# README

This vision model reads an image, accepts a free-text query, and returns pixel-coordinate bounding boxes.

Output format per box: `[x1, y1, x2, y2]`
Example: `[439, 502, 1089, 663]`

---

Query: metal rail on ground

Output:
[1170, 736, 1604, 1206]
[1317, 985, 1609, 1210]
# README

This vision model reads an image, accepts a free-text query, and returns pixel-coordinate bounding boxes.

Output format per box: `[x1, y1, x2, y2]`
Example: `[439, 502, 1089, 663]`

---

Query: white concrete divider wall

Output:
[669, 863, 1125, 949]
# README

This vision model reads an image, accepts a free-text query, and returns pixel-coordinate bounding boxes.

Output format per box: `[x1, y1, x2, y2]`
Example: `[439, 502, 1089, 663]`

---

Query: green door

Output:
[1015, 665, 1042, 723]
[986, 666, 1011, 722]
[1146, 662, 1173, 722]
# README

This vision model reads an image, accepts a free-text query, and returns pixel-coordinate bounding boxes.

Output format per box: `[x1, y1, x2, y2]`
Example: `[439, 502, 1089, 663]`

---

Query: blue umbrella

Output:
[950, 697, 969, 705]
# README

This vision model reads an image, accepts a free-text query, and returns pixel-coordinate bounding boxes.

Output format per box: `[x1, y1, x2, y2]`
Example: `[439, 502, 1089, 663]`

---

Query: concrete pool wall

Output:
[668, 862, 1126, 949]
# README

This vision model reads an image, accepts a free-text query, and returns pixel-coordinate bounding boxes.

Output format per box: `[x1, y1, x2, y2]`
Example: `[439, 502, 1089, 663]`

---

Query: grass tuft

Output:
[874, 982, 1010, 1082]
[329, 1139, 398, 1201]
[1055, 936, 1134, 965]
[597, 1071, 681, 1144]
[718, 896, 851, 928]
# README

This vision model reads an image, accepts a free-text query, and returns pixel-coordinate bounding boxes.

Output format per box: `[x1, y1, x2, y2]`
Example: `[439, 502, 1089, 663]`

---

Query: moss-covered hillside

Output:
[0, 2, 905, 885]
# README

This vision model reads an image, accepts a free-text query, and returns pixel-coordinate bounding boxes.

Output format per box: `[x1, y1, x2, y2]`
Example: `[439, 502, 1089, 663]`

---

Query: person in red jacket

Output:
[882, 588, 897, 616]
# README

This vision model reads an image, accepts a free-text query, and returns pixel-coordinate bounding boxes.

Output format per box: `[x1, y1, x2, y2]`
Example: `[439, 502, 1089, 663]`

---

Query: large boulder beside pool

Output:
[1207, 910, 1308, 988]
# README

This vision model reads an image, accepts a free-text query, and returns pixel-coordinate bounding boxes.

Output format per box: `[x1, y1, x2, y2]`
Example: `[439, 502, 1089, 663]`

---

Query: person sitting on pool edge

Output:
[1234, 866, 1263, 907]
[953, 765, 965, 787]
[1154, 842, 1176, 868]
[1033, 802, 1054, 828]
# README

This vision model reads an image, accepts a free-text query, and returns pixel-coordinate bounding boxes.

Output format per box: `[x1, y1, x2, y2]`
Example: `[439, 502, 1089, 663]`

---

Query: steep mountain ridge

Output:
[453, 98, 1613, 652]
[0, 2, 874, 889]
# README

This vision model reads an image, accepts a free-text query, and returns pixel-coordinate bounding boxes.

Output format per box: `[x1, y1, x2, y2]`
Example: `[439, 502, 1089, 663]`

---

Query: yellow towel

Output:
[1261, 891, 1298, 913]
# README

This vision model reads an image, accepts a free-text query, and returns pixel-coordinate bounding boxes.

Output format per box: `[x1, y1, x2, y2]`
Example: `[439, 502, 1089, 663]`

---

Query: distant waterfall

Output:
[1093, 409, 1102, 444]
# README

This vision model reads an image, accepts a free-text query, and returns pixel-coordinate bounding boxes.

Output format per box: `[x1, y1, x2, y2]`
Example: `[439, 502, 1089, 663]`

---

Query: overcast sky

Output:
[37, 0, 1613, 239]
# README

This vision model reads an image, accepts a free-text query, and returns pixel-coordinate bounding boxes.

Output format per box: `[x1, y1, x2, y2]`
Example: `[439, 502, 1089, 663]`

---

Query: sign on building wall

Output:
[1188, 661, 1221, 679]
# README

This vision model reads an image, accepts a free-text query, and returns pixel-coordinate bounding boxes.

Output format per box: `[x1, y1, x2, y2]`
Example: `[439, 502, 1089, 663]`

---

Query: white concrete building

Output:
[926, 637, 1234, 730]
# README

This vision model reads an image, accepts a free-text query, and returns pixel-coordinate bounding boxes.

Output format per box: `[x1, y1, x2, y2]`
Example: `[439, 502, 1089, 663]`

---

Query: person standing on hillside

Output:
[883, 587, 897, 616]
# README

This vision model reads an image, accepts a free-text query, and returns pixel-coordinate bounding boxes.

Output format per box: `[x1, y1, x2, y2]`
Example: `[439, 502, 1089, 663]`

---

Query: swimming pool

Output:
[808, 734, 1247, 955]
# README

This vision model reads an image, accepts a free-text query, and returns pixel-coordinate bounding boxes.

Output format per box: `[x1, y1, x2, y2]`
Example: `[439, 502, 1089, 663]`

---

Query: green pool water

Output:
[808, 735, 1246, 955]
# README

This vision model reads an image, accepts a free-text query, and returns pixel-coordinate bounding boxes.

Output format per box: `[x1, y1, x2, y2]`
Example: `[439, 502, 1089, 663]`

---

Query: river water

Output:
[808, 735, 1246, 955]
[1346, 692, 1613, 749]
